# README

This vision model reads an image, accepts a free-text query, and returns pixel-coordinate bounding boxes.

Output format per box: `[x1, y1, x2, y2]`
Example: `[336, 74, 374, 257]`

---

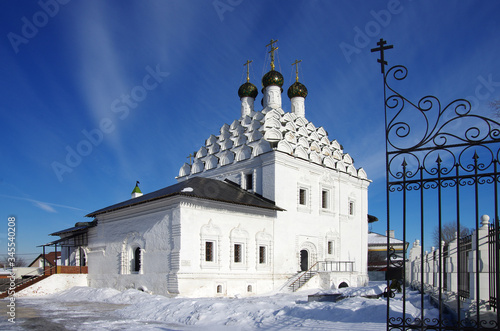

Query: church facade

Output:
[52, 41, 371, 297]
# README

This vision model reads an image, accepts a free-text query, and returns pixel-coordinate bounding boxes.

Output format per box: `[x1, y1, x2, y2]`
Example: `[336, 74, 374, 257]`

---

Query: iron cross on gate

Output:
[371, 38, 393, 74]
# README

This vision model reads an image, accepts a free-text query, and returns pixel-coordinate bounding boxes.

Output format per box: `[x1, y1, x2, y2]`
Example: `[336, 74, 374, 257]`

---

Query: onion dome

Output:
[287, 81, 308, 98]
[262, 70, 284, 88]
[238, 82, 258, 99]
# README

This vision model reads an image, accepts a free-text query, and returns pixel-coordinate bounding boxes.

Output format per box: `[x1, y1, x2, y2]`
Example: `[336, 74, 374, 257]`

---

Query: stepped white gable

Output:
[178, 108, 367, 180]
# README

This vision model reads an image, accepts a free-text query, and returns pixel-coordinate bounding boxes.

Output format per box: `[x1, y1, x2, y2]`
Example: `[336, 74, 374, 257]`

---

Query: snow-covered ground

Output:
[2, 283, 439, 330]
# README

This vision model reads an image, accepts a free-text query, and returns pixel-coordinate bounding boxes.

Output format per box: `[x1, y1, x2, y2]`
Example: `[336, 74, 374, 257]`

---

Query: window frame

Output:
[258, 245, 267, 264]
[246, 173, 253, 191]
[297, 184, 311, 213]
[322, 189, 328, 209]
[129, 245, 143, 274]
[234, 243, 243, 263]
[327, 240, 334, 255]
[205, 241, 215, 262]
[299, 188, 307, 206]
[349, 200, 355, 216]
[200, 220, 221, 269]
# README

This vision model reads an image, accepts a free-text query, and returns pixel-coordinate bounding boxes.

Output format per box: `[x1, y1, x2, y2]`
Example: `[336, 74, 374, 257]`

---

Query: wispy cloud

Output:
[0, 195, 88, 213]
[32, 200, 57, 213]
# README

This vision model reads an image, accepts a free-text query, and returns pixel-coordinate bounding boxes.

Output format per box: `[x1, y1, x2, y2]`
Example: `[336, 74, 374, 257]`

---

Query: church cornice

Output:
[179, 198, 278, 218]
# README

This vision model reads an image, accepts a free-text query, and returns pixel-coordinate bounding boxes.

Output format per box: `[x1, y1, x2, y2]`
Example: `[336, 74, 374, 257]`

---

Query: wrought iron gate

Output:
[372, 39, 500, 330]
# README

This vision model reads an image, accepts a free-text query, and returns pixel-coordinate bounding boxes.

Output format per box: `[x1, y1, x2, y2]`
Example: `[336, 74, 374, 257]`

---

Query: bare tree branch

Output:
[490, 100, 500, 118]
[433, 222, 473, 247]
[1, 256, 28, 268]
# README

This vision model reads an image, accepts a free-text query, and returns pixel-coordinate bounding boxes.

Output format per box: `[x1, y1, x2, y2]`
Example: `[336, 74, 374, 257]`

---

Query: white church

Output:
[50, 41, 371, 297]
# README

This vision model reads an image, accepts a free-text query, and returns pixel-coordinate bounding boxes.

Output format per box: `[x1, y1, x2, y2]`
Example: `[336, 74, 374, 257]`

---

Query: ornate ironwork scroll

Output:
[373, 39, 500, 330]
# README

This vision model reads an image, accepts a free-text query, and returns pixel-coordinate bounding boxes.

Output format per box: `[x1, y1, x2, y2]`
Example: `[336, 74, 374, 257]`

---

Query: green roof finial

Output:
[131, 181, 142, 194]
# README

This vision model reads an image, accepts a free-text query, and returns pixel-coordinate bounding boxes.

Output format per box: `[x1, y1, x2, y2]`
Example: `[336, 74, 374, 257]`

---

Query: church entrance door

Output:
[300, 250, 308, 271]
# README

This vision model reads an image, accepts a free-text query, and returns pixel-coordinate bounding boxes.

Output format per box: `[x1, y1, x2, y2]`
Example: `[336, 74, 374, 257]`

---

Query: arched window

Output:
[339, 282, 349, 288]
[247, 285, 252, 293]
[79, 248, 86, 267]
[133, 247, 141, 273]
[217, 285, 222, 293]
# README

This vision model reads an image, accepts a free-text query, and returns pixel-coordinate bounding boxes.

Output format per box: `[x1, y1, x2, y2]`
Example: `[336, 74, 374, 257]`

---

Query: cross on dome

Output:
[238, 59, 258, 100]
[262, 39, 284, 90]
[291, 59, 302, 83]
[287, 59, 307, 99]
[266, 39, 279, 71]
[243, 59, 252, 83]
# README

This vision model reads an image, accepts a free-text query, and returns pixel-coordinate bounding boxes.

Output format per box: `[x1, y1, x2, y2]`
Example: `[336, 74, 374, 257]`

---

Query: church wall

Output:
[175, 199, 278, 297]
[270, 152, 370, 288]
[87, 199, 181, 295]
[177, 152, 274, 199]
[178, 150, 370, 290]
[84, 149, 369, 296]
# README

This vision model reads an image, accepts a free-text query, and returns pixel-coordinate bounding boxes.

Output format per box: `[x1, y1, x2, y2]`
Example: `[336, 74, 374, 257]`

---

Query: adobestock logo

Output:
[7, 0, 71, 54]
[339, 0, 404, 64]
[212, 0, 244, 22]
[466, 74, 500, 111]
[51, 65, 170, 182]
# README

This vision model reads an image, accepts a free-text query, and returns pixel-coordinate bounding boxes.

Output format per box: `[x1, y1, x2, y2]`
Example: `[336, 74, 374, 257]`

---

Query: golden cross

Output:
[266, 39, 279, 71]
[243, 60, 252, 82]
[291, 59, 302, 82]
[187, 153, 195, 165]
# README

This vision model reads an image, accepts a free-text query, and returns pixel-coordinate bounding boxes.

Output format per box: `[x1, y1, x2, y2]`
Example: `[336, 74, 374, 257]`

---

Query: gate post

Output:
[373, 39, 500, 330]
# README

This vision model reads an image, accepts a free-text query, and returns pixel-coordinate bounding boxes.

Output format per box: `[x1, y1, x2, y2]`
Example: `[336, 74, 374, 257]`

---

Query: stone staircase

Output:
[0, 267, 56, 299]
[285, 264, 319, 292]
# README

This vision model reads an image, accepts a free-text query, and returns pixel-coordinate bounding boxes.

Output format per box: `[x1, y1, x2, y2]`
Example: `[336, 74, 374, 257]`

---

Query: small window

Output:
[217, 285, 222, 293]
[247, 285, 252, 292]
[259, 246, 266, 264]
[234, 244, 242, 263]
[246, 173, 253, 190]
[328, 241, 333, 255]
[349, 201, 354, 216]
[134, 247, 141, 272]
[322, 190, 329, 209]
[299, 189, 307, 205]
[205, 241, 214, 262]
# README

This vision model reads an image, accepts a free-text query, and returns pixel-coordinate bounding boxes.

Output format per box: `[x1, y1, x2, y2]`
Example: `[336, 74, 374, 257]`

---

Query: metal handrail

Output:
[0, 266, 56, 294]
[290, 262, 319, 291]
[318, 261, 355, 272]
[288, 261, 356, 292]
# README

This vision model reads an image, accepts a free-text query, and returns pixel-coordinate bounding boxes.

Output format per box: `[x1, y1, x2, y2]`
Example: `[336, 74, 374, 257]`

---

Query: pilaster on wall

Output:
[469, 218, 491, 302]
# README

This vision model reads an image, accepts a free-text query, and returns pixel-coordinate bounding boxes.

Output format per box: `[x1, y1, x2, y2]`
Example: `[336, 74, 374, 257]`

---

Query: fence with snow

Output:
[406, 214, 498, 318]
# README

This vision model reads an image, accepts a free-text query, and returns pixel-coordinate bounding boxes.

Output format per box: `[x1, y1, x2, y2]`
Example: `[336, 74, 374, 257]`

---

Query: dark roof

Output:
[28, 251, 61, 267]
[368, 214, 378, 223]
[86, 177, 284, 217]
[50, 221, 96, 236]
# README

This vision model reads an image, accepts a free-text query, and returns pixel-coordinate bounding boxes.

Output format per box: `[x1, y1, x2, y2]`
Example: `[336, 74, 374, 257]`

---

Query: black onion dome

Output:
[287, 81, 308, 99]
[262, 70, 284, 88]
[238, 82, 258, 99]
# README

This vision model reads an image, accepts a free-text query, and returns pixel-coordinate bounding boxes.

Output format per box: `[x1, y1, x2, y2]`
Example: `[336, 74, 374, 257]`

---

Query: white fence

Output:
[407, 215, 496, 314]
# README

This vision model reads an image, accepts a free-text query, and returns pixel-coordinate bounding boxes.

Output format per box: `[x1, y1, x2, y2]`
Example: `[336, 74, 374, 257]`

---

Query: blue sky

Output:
[1, 0, 500, 262]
